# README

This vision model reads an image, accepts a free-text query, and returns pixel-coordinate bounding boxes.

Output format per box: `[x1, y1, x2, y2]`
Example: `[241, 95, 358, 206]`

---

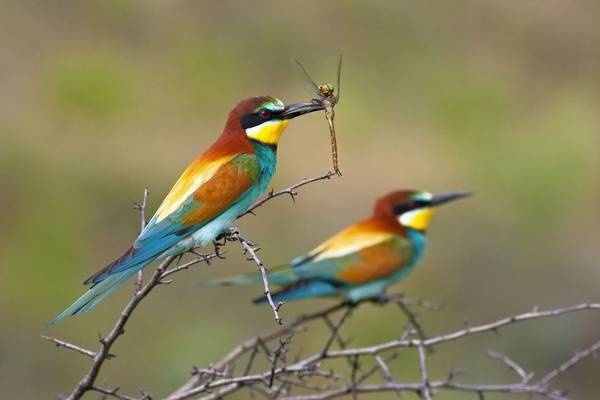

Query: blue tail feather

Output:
[255, 280, 339, 304]
[50, 266, 144, 325]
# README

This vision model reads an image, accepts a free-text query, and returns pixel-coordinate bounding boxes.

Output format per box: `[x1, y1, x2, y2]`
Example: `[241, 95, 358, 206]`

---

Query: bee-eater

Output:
[51, 96, 324, 324]
[205, 190, 469, 303]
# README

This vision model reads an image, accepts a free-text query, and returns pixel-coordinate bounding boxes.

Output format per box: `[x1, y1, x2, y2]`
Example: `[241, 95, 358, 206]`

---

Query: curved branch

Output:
[168, 301, 600, 400]
[47, 172, 335, 400]
[239, 171, 335, 218]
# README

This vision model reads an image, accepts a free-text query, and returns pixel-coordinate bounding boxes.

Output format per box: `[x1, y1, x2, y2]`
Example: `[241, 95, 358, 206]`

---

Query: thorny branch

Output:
[226, 229, 283, 324]
[487, 350, 533, 383]
[45, 173, 333, 400]
[49, 263, 600, 400]
[162, 300, 600, 400]
[240, 171, 335, 218]
[417, 344, 432, 400]
[41, 336, 97, 359]
[45, 176, 600, 400]
[133, 187, 149, 293]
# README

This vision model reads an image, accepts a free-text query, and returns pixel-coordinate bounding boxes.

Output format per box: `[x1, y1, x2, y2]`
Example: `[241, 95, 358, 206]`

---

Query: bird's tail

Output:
[201, 263, 297, 287]
[49, 267, 140, 325]
[254, 280, 339, 304]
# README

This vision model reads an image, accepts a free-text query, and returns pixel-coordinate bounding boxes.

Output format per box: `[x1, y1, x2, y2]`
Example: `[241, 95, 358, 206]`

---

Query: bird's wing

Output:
[203, 221, 400, 288]
[86, 153, 261, 284]
[332, 235, 413, 284]
[290, 222, 409, 283]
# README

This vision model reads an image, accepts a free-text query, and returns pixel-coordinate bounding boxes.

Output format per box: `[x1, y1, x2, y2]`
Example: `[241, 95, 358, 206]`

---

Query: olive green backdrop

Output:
[1, 1, 599, 399]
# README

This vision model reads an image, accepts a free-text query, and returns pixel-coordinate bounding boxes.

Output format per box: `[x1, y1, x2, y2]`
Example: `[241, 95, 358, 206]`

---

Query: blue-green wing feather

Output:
[51, 152, 269, 324]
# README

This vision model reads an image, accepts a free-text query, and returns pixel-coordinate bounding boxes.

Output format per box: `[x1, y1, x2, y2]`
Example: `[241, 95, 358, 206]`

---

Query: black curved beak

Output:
[281, 100, 324, 120]
[431, 192, 472, 206]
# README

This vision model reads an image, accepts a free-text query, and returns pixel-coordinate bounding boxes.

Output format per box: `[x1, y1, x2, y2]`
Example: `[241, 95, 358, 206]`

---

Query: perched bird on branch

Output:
[205, 190, 469, 303]
[51, 96, 324, 324]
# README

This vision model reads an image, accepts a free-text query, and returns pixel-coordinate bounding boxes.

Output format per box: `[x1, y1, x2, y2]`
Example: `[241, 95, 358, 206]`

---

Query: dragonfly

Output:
[293, 56, 343, 176]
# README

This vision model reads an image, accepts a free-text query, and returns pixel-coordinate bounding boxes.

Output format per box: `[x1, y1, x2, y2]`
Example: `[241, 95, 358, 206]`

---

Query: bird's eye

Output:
[258, 109, 270, 119]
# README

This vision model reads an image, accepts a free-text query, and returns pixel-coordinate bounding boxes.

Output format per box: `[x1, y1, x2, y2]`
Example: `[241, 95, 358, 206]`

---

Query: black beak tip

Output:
[281, 100, 324, 120]
[433, 191, 473, 206]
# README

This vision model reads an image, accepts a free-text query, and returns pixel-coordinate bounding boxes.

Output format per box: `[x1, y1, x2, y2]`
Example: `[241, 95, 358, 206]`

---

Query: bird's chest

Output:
[386, 230, 427, 282]
[253, 143, 277, 193]
[166, 146, 277, 252]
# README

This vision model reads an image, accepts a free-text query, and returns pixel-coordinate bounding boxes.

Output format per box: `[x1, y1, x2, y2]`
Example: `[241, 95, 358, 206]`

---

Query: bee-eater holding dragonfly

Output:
[51, 96, 324, 324]
[205, 190, 470, 303]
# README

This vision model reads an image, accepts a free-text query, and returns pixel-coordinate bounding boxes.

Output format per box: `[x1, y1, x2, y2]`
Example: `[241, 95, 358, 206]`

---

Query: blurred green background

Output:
[1, 1, 599, 399]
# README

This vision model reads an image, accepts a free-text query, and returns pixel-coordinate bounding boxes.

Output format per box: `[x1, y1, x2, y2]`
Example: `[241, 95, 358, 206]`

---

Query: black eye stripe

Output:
[393, 200, 429, 215]
[241, 108, 283, 129]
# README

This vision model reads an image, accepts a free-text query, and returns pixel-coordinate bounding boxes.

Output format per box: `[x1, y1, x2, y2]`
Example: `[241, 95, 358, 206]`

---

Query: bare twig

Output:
[167, 301, 600, 400]
[320, 306, 353, 357]
[90, 385, 140, 400]
[62, 255, 177, 400]
[41, 336, 97, 359]
[240, 172, 335, 218]
[302, 302, 600, 359]
[487, 351, 533, 383]
[373, 355, 394, 384]
[537, 338, 600, 387]
[268, 335, 293, 388]
[228, 229, 283, 324]
[49, 173, 333, 400]
[161, 252, 220, 279]
[46, 177, 600, 400]
[133, 187, 148, 293]
[396, 300, 434, 353]
[417, 344, 432, 400]
[166, 301, 353, 400]
[349, 355, 360, 400]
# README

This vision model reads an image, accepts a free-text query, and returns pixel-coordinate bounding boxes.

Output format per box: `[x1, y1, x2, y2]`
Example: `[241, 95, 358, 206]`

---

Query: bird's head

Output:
[374, 190, 471, 231]
[229, 96, 324, 146]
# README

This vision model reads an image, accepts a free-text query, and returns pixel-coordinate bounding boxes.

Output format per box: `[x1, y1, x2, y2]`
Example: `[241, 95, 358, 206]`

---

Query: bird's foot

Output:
[189, 249, 213, 265]
[373, 292, 391, 305]
[212, 240, 227, 259]
[224, 226, 240, 237]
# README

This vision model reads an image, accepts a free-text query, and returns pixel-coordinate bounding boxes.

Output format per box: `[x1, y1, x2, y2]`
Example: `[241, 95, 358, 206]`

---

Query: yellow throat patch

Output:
[246, 119, 289, 145]
[399, 208, 435, 231]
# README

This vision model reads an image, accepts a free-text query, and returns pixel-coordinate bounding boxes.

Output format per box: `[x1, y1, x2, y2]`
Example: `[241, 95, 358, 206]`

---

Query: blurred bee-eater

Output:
[51, 96, 324, 324]
[205, 190, 469, 303]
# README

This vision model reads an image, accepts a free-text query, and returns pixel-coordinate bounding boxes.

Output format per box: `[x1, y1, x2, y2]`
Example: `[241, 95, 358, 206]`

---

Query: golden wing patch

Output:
[312, 225, 395, 261]
[153, 156, 235, 223]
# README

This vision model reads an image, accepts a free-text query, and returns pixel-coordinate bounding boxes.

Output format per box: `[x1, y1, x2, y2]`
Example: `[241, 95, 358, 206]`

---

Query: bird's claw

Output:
[190, 249, 212, 265]
[212, 240, 227, 259]
[374, 292, 390, 305]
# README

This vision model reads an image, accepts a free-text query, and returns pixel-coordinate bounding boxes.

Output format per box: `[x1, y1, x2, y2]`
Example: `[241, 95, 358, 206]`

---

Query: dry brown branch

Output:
[537, 338, 600, 387]
[308, 302, 600, 359]
[487, 350, 533, 383]
[164, 301, 600, 400]
[166, 301, 353, 399]
[61, 255, 179, 400]
[240, 171, 335, 218]
[45, 177, 600, 400]
[46, 173, 333, 400]
[133, 187, 149, 293]
[41, 336, 97, 359]
[417, 344, 432, 400]
[227, 229, 283, 324]
[396, 299, 433, 353]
